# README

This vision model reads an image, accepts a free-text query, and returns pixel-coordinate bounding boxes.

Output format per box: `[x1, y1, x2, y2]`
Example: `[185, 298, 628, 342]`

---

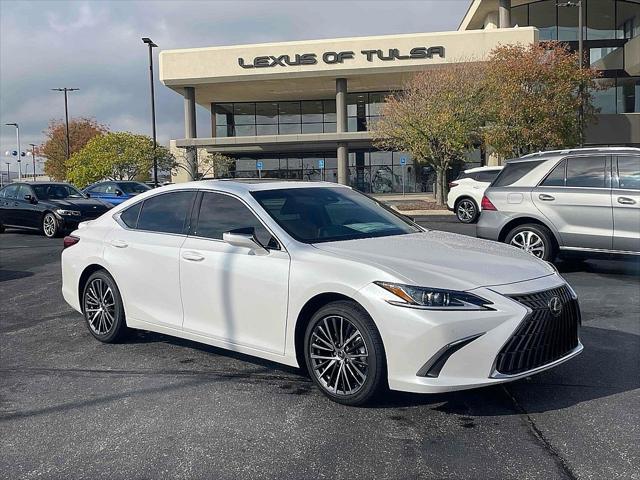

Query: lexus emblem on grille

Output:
[548, 296, 563, 317]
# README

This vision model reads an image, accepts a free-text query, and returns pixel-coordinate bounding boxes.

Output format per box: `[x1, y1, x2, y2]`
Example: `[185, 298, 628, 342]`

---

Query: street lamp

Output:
[28, 143, 38, 181]
[51, 87, 80, 160]
[558, 0, 584, 147]
[142, 37, 159, 187]
[5, 122, 23, 180]
[5, 162, 10, 185]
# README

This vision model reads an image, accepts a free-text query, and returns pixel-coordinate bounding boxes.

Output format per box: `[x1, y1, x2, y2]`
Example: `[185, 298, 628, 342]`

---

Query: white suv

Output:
[447, 166, 503, 223]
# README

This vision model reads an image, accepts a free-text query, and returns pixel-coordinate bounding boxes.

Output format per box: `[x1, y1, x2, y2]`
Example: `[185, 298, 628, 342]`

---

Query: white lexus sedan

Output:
[61, 180, 583, 405]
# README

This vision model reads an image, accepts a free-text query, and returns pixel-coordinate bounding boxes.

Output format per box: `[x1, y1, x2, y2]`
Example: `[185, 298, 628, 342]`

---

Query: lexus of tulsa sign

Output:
[238, 47, 445, 69]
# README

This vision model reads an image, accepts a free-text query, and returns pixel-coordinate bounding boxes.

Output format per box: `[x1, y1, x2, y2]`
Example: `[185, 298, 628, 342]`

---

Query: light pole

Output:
[29, 144, 37, 181]
[558, 0, 584, 146]
[5, 123, 22, 180]
[51, 87, 80, 160]
[5, 162, 10, 185]
[142, 37, 159, 187]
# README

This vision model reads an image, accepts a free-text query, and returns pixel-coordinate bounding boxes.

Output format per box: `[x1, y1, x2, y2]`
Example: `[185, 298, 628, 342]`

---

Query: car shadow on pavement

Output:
[123, 325, 638, 416]
[556, 257, 640, 276]
[0, 269, 34, 282]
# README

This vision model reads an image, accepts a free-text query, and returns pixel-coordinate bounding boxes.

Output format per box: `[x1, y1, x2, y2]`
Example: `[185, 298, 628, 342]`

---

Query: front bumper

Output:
[357, 274, 582, 393]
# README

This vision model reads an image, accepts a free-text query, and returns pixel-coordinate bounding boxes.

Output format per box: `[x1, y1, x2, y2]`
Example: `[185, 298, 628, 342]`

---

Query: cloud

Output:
[0, 0, 469, 170]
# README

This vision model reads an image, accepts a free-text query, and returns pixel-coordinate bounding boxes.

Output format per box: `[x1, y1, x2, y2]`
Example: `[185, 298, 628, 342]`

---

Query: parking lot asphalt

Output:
[1, 218, 639, 480]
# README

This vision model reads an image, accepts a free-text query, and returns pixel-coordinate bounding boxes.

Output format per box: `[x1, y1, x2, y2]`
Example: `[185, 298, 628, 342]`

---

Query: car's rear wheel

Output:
[82, 270, 129, 343]
[455, 198, 479, 223]
[42, 212, 61, 238]
[304, 300, 385, 406]
[505, 223, 557, 262]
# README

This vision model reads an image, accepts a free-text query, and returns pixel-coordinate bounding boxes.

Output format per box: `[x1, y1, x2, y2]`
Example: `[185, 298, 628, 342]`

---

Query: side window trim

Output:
[538, 158, 567, 187]
[190, 189, 283, 251]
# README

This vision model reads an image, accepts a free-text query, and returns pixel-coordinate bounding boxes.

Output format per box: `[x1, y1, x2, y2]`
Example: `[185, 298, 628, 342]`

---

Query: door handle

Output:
[618, 197, 636, 205]
[182, 251, 205, 262]
[538, 194, 555, 201]
[110, 239, 128, 248]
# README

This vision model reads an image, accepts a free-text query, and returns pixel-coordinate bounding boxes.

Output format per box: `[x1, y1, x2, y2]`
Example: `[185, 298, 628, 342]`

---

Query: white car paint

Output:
[62, 180, 582, 395]
[447, 166, 503, 218]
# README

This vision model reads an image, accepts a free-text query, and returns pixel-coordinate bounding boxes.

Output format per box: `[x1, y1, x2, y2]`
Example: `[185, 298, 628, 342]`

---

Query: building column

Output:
[336, 78, 349, 185]
[184, 86, 198, 180]
[499, 0, 511, 28]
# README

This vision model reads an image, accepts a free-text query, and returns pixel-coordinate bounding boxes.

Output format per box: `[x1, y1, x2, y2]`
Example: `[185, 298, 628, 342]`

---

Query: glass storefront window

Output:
[215, 125, 231, 138]
[323, 122, 336, 133]
[587, 0, 616, 39]
[593, 78, 617, 114]
[323, 100, 336, 122]
[558, 1, 582, 41]
[529, 0, 557, 40]
[256, 124, 278, 136]
[279, 102, 301, 123]
[367, 93, 387, 116]
[256, 103, 278, 124]
[511, 4, 529, 27]
[302, 123, 323, 134]
[301, 101, 323, 123]
[279, 123, 301, 135]
[589, 46, 624, 70]
[347, 93, 367, 117]
[214, 104, 233, 126]
[233, 103, 255, 125]
[370, 150, 393, 165]
[235, 125, 256, 136]
[617, 77, 640, 113]
[617, 0, 640, 39]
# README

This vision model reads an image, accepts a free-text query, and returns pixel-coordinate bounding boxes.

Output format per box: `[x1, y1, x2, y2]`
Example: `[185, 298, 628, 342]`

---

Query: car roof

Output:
[17, 181, 71, 186]
[464, 166, 503, 173]
[152, 179, 350, 195]
[510, 146, 640, 163]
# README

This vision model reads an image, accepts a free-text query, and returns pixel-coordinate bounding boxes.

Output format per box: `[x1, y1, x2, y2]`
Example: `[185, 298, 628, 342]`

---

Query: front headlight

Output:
[56, 209, 81, 217]
[374, 281, 493, 310]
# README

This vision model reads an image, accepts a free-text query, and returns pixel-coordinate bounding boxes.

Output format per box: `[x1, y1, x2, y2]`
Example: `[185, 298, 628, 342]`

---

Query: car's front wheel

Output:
[455, 198, 479, 223]
[304, 300, 386, 406]
[82, 270, 129, 343]
[505, 223, 557, 262]
[42, 212, 61, 238]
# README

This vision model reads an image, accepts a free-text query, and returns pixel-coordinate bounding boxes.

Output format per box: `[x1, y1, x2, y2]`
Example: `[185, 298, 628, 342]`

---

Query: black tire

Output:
[42, 212, 61, 238]
[81, 270, 129, 343]
[505, 223, 557, 262]
[303, 300, 386, 406]
[455, 198, 479, 224]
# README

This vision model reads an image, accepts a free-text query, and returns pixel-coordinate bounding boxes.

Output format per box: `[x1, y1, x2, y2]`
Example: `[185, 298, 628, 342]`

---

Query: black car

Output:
[0, 182, 113, 238]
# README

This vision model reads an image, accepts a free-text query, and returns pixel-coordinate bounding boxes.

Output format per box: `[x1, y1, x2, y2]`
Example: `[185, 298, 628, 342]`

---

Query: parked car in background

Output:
[62, 180, 582, 406]
[83, 181, 150, 205]
[0, 182, 113, 238]
[477, 147, 640, 261]
[447, 166, 503, 223]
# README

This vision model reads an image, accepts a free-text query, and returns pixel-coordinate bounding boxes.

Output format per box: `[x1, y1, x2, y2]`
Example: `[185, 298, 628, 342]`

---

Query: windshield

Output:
[33, 184, 85, 200]
[251, 187, 421, 243]
[118, 182, 150, 194]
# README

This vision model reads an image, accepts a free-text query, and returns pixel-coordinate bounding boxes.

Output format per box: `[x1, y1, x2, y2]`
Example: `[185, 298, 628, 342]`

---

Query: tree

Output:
[66, 132, 175, 188]
[371, 64, 486, 205]
[482, 42, 600, 159]
[173, 147, 234, 180]
[41, 118, 107, 181]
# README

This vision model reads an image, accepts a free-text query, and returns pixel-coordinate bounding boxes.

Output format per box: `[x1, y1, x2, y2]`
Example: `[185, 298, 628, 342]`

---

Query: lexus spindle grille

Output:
[495, 285, 580, 376]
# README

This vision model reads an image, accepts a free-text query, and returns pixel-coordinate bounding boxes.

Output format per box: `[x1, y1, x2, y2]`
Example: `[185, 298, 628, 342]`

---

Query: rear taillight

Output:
[448, 182, 458, 188]
[481, 195, 497, 211]
[63, 235, 80, 249]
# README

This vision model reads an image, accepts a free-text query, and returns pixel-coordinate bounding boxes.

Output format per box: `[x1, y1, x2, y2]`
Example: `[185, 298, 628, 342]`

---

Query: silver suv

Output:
[477, 147, 640, 261]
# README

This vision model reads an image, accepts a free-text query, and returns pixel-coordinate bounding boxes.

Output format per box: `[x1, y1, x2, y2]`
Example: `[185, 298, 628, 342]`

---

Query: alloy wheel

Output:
[43, 214, 57, 237]
[309, 315, 369, 396]
[510, 230, 546, 258]
[456, 200, 476, 222]
[84, 278, 116, 335]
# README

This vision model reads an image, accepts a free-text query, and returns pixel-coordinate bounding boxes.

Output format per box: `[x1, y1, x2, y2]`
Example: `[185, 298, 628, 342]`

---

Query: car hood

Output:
[312, 231, 555, 291]
[46, 198, 111, 213]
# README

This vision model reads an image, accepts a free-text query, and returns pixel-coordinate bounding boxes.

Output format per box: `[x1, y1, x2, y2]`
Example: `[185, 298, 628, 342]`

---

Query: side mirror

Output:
[24, 194, 36, 204]
[115, 189, 124, 197]
[85, 192, 91, 198]
[223, 230, 269, 256]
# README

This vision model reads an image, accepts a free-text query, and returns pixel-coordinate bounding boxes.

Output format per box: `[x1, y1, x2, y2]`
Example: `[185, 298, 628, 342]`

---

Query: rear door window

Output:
[566, 156, 607, 188]
[2, 184, 19, 199]
[541, 159, 567, 187]
[617, 156, 640, 190]
[136, 191, 196, 234]
[492, 160, 544, 187]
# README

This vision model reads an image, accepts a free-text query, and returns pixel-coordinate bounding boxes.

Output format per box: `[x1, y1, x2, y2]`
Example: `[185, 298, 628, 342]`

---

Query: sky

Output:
[0, 0, 469, 174]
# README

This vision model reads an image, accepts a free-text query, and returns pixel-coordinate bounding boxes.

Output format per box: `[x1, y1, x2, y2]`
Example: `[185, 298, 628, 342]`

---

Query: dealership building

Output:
[160, 0, 640, 192]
